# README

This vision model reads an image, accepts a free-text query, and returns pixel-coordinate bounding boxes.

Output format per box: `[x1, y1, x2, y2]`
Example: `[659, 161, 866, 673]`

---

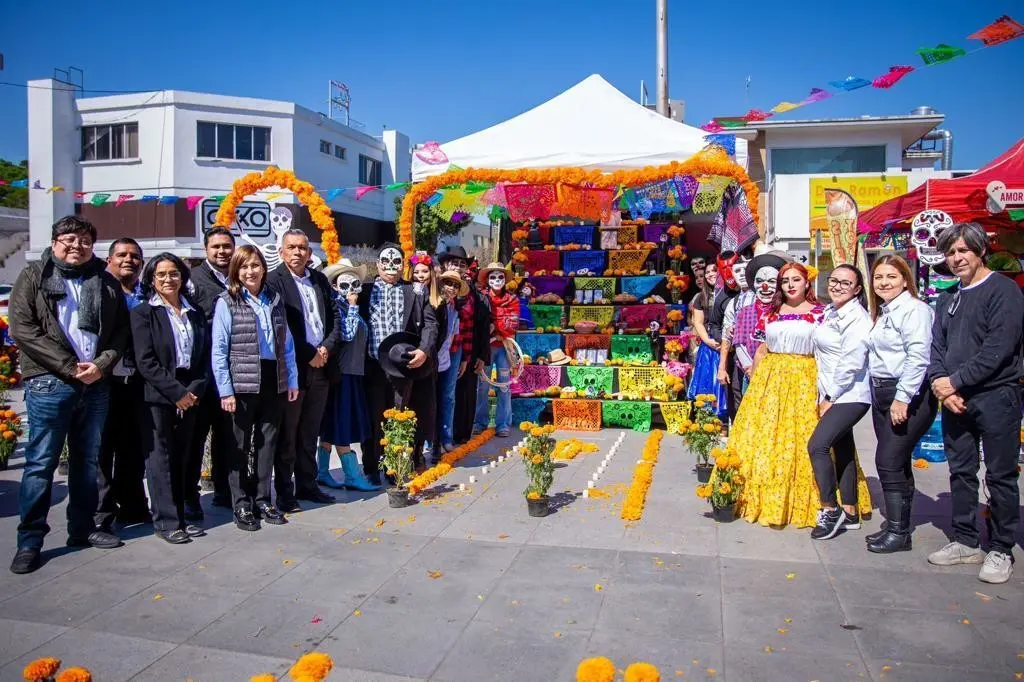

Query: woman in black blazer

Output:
[131, 253, 209, 544]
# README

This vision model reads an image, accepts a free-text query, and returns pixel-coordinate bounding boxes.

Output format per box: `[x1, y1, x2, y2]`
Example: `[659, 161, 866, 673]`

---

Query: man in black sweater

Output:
[927, 221, 1024, 584]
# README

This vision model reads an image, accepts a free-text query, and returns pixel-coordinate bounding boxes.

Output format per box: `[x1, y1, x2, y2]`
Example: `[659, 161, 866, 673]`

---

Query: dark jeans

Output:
[96, 377, 148, 529]
[188, 383, 233, 503]
[942, 384, 1022, 555]
[808, 402, 869, 508]
[360, 357, 411, 477]
[727, 351, 743, 423]
[18, 374, 110, 550]
[871, 379, 938, 495]
[139, 401, 197, 533]
[228, 362, 286, 510]
[275, 364, 329, 500]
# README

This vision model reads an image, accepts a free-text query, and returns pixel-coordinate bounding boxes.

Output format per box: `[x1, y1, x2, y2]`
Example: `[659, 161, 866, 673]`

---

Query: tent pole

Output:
[655, 0, 669, 117]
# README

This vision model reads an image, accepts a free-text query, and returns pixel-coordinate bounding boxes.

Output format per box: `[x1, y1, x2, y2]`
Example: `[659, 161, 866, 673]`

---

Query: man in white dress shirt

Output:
[9, 216, 130, 574]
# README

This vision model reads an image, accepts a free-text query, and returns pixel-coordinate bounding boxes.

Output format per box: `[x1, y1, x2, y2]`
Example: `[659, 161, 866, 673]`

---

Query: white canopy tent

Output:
[412, 74, 747, 181]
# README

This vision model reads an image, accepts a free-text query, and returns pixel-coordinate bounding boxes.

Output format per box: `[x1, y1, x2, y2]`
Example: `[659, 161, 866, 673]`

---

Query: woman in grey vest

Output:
[211, 245, 299, 532]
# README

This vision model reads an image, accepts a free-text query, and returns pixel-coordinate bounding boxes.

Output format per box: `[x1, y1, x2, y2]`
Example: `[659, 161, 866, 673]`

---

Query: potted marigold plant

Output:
[0, 408, 23, 470]
[519, 421, 556, 517]
[381, 408, 417, 507]
[697, 448, 744, 521]
[0, 344, 20, 406]
[677, 394, 722, 483]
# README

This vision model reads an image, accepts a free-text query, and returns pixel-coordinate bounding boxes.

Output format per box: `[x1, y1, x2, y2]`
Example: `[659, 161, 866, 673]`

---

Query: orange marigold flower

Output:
[56, 669, 92, 682]
[287, 652, 334, 681]
[23, 658, 61, 681]
[576, 656, 616, 682]
[624, 661, 661, 682]
[249, 676, 276, 682]
[531, 455, 543, 465]
[527, 491, 541, 500]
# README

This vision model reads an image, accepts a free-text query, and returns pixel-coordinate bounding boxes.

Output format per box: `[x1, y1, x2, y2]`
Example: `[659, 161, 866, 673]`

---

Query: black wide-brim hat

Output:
[746, 251, 792, 288]
[378, 331, 432, 381]
[438, 245, 469, 264]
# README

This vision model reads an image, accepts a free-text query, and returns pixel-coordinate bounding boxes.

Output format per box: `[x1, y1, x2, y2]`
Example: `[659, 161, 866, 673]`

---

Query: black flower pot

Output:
[527, 496, 550, 517]
[695, 463, 713, 483]
[387, 487, 410, 508]
[712, 503, 736, 523]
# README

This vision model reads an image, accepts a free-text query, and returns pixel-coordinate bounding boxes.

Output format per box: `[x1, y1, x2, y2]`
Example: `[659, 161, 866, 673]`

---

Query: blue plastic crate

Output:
[511, 398, 549, 425]
[562, 250, 607, 275]
[620, 275, 665, 299]
[516, 333, 563, 360]
[553, 225, 596, 247]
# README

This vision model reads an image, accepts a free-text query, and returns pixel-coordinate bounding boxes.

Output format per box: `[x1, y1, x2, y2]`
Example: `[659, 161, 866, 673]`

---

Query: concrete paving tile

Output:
[619, 520, 719, 555]
[155, 543, 304, 595]
[0, 546, 106, 603]
[864, 659, 1006, 682]
[721, 556, 835, 603]
[474, 572, 607, 630]
[401, 536, 520, 581]
[813, 523, 970, 573]
[0, 618, 67, 668]
[79, 583, 249, 644]
[430, 618, 589, 682]
[723, 593, 861, 656]
[933, 572, 1024, 627]
[582, 629, 724, 681]
[0, 628, 175, 682]
[716, 519, 821, 563]
[259, 556, 403, 604]
[724, 647, 869, 682]
[615, 549, 719, 589]
[311, 528, 433, 565]
[829, 565, 968, 613]
[131, 644, 293, 681]
[594, 581, 723, 640]
[964, 622, 1024, 672]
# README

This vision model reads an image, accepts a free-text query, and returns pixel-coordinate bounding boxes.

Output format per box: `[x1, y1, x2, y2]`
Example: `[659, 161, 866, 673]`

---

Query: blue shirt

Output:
[124, 282, 145, 311]
[211, 289, 298, 397]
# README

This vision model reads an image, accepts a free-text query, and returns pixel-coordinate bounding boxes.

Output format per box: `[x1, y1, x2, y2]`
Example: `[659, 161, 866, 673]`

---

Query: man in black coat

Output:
[267, 229, 341, 508]
[358, 243, 439, 486]
[186, 227, 235, 512]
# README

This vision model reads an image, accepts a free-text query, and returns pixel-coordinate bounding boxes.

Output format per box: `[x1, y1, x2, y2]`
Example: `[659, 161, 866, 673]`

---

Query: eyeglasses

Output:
[827, 278, 856, 290]
[154, 272, 182, 281]
[55, 235, 93, 248]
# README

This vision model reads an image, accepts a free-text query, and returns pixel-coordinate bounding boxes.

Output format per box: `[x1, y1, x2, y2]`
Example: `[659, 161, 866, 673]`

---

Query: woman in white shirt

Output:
[808, 265, 873, 540]
[865, 254, 938, 554]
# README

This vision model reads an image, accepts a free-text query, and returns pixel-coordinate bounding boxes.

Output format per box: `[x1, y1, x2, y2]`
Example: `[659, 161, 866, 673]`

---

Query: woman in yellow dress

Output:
[727, 262, 873, 528]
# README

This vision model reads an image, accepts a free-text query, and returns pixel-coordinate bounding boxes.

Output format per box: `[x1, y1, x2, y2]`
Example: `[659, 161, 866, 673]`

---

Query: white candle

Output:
[587, 481, 595, 489]
[482, 466, 489, 475]
[582, 489, 590, 498]
[459, 483, 466, 491]
[469, 475, 477, 483]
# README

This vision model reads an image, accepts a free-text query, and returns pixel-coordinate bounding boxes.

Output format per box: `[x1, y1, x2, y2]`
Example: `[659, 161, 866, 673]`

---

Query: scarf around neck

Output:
[41, 247, 105, 335]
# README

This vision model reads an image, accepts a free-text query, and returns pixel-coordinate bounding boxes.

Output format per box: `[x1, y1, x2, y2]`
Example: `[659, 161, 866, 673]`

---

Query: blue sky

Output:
[1, 0, 1021, 169]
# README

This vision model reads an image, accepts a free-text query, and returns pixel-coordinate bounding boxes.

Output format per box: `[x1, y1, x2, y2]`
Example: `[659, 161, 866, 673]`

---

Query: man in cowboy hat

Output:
[438, 245, 492, 444]
[357, 243, 438, 486]
[472, 262, 519, 437]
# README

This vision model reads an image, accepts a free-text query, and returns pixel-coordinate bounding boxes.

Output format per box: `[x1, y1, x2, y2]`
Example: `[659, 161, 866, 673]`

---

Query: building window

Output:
[81, 123, 138, 161]
[196, 122, 271, 161]
[473, 235, 488, 247]
[319, 140, 332, 154]
[334, 145, 346, 160]
[771, 146, 886, 175]
[358, 154, 382, 185]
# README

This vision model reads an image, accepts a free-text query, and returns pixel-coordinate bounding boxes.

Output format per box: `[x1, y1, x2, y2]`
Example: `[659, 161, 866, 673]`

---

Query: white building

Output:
[28, 79, 411, 260]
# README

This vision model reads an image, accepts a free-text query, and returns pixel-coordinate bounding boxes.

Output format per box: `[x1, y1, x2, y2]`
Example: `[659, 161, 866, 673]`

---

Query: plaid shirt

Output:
[734, 299, 770, 359]
[455, 291, 475, 355]
[368, 278, 404, 359]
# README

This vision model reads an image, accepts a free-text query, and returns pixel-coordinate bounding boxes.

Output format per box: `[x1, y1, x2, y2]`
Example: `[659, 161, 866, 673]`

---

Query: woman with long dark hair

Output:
[686, 263, 728, 416]
[212, 245, 298, 532]
[131, 253, 209, 544]
[865, 254, 937, 553]
[724, 263, 872, 528]
[807, 264, 874, 540]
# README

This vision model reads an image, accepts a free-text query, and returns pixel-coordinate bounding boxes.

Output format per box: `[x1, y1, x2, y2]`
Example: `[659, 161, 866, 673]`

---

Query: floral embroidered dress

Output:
[727, 305, 873, 528]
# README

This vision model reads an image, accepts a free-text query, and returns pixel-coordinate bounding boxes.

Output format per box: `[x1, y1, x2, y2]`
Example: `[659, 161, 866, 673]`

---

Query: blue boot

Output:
[316, 445, 346, 489]
[340, 451, 381, 491]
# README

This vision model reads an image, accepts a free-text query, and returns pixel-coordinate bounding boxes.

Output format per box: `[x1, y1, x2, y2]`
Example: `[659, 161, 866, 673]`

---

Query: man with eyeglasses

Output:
[927, 221, 1024, 584]
[95, 238, 150, 533]
[9, 216, 130, 574]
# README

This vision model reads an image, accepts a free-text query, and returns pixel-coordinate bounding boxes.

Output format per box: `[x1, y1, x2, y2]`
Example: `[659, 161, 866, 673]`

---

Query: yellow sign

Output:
[809, 176, 908, 232]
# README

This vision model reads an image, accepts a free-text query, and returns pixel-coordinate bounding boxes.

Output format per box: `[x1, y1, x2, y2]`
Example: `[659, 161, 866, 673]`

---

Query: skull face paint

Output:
[334, 273, 363, 297]
[753, 266, 780, 305]
[910, 209, 954, 266]
[733, 255, 752, 290]
[487, 271, 506, 292]
[270, 206, 293, 236]
[378, 247, 404, 278]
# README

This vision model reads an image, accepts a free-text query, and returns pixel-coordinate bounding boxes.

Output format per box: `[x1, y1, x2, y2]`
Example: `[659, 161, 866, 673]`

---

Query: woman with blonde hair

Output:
[864, 254, 937, 553]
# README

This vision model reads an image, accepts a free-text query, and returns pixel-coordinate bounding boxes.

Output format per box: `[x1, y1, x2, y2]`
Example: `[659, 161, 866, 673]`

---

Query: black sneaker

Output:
[843, 510, 861, 530]
[811, 508, 847, 540]
[10, 548, 41, 574]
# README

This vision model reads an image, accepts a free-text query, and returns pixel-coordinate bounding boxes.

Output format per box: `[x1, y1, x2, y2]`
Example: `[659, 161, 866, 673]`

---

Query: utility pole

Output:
[655, 0, 669, 117]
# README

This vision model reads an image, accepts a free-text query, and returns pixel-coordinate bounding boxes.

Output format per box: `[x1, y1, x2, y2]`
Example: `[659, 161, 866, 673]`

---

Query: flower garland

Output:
[621, 430, 664, 521]
[553, 438, 600, 460]
[407, 429, 496, 495]
[399, 147, 759, 260]
[214, 166, 341, 264]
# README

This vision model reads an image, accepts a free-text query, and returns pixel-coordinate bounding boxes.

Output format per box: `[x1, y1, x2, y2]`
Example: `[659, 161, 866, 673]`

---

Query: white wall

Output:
[27, 79, 77, 255]
[765, 127, 905, 174]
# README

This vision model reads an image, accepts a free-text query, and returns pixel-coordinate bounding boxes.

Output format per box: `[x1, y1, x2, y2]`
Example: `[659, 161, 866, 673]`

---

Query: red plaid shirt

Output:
[454, 292, 475, 356]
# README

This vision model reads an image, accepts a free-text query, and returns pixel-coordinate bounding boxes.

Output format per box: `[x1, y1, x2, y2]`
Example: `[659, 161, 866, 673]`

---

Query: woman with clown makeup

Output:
[472, 262, 520, 437]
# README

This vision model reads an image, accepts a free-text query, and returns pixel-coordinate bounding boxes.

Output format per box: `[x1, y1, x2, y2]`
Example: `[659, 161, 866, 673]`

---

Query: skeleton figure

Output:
[487, 271, 506, 292]
[239, 205, 321, 271]
[753, 266, 780, 305]
[377, 247, 404, 278]
[911, 209, 954, 266]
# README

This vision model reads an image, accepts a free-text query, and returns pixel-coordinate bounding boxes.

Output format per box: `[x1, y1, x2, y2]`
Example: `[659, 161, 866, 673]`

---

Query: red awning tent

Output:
[859, 137, 1024, 233]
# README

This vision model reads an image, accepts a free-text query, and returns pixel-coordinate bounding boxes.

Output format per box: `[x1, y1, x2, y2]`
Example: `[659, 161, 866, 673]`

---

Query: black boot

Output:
[865, 521, 890, 544]
[867, 489, 912, 554]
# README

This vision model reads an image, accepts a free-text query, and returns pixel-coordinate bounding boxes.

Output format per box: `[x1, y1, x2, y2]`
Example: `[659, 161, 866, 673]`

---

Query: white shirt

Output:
[56, 278, 97, 362]
[814, 301, 872, 405]
[149, 294, 195, 370]
[722, 290, 755, 344]
[290, 269, 325, 347]
[868, 291, 933, 403]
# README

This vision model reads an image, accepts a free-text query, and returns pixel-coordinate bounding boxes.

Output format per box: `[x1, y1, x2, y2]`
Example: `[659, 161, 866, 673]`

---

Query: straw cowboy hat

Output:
[477, 261, 513, 288]
[438, 270, 469, 297]
[323, 258, 368, 284]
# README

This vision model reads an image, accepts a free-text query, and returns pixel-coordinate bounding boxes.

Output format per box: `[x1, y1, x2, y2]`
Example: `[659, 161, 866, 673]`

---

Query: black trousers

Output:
[188, 382, 233, 502]
[95, 376, 148, 529]
[360, 356, 411, 477]
[942, 384, 1022, 555]
[228, 362, 286, 510]
[139, 400, 197, 533]
[275, 364, 330, 500]
[808, 402, 869, 508]
[411, 368, 438, 467]
[726, 351, 744, 423]
[871, 380, 938, 495]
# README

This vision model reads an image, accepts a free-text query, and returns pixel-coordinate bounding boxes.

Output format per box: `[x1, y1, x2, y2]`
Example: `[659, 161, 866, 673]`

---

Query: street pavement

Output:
[0, 407, 1022, 681]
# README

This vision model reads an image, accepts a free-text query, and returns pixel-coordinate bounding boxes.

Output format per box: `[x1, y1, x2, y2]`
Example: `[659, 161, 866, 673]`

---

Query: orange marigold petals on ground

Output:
[622, 431, 664, 521]
[23, 658, 61, 681]
[55, 669, 92, 682]
[624, 662, 661, 682]
[407, 429, 495, 495]
[287, 652, 333, 681]
[249, 676, 276, 682]
[576, 656, 616, 682]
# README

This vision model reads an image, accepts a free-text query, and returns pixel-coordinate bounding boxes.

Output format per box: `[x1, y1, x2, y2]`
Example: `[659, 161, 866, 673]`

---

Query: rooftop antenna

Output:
[745, 76, 751, 109]
[53, 66, 84, 96]
[328, 80, 351, 125]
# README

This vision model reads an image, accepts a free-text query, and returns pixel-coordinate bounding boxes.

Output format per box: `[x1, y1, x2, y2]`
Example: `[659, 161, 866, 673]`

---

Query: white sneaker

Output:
[978, 552, 1014, 584]
[927, 541, 986, 566]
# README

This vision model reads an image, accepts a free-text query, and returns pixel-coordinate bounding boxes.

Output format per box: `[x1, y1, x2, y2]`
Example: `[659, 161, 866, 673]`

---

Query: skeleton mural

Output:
[238, 205, 323, 271]
[910, 209, 954, 266]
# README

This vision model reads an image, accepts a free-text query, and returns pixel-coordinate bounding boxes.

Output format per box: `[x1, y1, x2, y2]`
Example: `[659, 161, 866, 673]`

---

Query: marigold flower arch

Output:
[397, 147, 760, 255]
[215, 166, 341, 263]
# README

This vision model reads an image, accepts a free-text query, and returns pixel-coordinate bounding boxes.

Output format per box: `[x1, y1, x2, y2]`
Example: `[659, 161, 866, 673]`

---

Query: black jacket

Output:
[266, 264, 340, 386]
[358, 278, 439, 357]
[10, 258, 129, 382]
[190, 261, 228, 329]
[130, 300, 209, 405]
